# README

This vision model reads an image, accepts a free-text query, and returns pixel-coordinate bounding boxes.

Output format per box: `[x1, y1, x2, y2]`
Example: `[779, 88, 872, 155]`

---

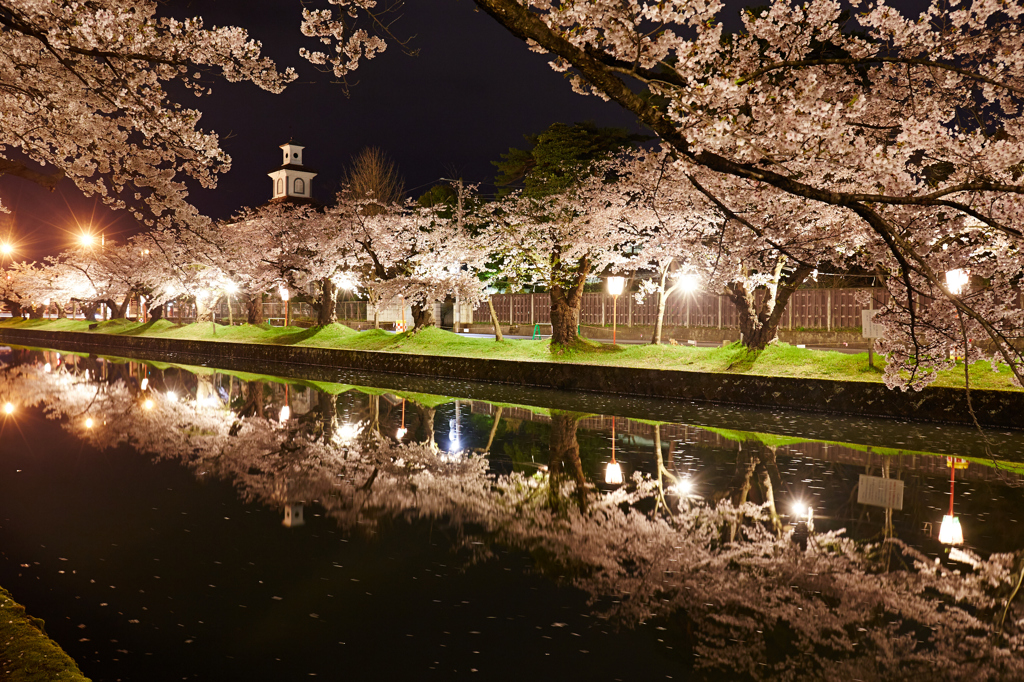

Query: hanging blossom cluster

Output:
[300, 0, 389, 79]
[0, 0, 309, 226]
[4, 356, 1024, 679]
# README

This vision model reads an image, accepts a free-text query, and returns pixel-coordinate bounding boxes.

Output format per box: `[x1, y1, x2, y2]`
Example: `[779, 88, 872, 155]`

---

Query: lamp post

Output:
[607, 276, 625, 344]
[280, 287, 290, 327]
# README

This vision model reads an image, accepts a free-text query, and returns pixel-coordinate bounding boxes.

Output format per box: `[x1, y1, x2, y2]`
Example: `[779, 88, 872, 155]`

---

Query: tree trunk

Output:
[651, 268, 669, 345]
[318, 391, 337, 442]
[80, 302, 98, 322]
[486, 296, 504, 342]
[3, 299, 22, 317]
[412, 301, 434, 330]
[548, 411, 587, 508]
[147, 301, 164, 322]
[245, 294, 264, 325]
[55, 301, 67, 319]
[195, 296, 214, 323]
[106, 296, 130, 319]
[756, 447, 783, 534]
[317, 278, 338, 326]
[26, 304, 43, 319]
[549, 255, 590, 347]
[414, 403, 436, 450]
[724, 264, 813, 350]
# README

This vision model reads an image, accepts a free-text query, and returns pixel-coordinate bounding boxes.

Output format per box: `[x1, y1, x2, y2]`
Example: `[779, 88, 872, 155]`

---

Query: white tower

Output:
[268, 142, 318, 201]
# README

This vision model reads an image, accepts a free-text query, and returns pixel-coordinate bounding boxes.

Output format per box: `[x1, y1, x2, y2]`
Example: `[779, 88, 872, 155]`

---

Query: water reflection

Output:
[2, 347, 1024, 679]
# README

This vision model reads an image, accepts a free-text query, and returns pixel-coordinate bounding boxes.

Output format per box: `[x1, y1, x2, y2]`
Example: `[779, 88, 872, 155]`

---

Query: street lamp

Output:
[607, 276, 625, 344]
[280, 287, 291, 327]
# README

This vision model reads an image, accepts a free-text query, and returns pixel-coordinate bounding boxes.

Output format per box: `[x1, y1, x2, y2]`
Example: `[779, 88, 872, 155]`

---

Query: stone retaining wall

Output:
[1, 327, 1019, 429]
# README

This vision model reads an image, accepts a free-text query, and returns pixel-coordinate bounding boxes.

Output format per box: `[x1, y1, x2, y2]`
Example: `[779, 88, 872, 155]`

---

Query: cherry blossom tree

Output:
[485, 167, 633, 347]
[0, 0, 299, 223]
[467, 0, 1024, 387]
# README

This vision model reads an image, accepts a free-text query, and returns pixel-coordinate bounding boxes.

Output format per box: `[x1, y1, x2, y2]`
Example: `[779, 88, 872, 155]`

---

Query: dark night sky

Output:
[0, 0, 645, 262]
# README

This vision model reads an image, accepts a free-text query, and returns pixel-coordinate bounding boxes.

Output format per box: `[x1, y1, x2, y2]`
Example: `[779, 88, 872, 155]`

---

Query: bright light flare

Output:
[43, 363, 52, 373]
[605, 461, 623, 485]
[279, 287, 290, 302]
[3, 402, 13, 415]
[85, 417, 94, 429]
[669, 478, 693, 496]
[143, 399, 154, 410]
[939, 515, 964, 545]
[791, 502, 813, 520]
[396, 427, 408, 439]
[78, 233, 96, 248]
[140, 378, 149, 391]
[279, 405, 291, 422]
[0, 243, 12, 256]
[607, 276, 625, 296]
[166, 390, 177, 402]
[946, 269, 970, 295]
[678, 273, 700, 293]
[224, 282, 238, 294]
[338, 422, 360, 441]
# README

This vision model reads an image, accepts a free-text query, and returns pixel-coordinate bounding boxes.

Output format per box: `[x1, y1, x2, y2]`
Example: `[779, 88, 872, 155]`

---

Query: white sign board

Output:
[857, 474, 904, 510]
[862, 310, 885, 339]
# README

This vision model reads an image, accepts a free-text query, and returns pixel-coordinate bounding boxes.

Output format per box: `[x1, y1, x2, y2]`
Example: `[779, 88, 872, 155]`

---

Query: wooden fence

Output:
[476, 288, 894, 331]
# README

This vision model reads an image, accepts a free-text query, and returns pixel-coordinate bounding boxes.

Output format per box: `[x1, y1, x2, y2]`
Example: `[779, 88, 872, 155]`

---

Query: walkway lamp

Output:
[280, 287, 291, 327]
[607, 276, 625, 344]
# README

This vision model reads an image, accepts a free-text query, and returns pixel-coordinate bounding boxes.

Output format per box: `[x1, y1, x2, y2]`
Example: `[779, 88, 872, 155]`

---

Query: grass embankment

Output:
[2, 318, 1018, 392]
[1, 586, 90, 681]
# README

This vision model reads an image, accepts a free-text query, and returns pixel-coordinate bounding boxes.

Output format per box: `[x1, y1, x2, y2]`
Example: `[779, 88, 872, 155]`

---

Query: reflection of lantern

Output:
[283, 504, 305, 528]
[396, 399, 407, 439]
[940, 457, 967, 545]
[279, 405, 291, 422]
[605, 416, 624, 485]
[939, 515, 964, 545]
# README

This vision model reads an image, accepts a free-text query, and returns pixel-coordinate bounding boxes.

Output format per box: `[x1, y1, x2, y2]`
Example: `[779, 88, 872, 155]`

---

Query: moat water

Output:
[1, 346, 1023, 681]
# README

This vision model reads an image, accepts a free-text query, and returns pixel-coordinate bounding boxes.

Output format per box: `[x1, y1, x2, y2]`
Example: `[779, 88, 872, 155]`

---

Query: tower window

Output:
[276, 178, 284, 195]
[294, 178, 305, 194]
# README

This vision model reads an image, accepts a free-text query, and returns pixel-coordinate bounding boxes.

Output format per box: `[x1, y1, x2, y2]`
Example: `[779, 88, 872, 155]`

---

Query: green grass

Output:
[702, 425, 1024, 475]
[0, 586, 90, 681]
[2, 318, 1018, 391]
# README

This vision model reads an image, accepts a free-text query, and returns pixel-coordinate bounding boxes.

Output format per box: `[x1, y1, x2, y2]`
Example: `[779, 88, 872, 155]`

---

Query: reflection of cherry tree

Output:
[4, 357, 1023, 679]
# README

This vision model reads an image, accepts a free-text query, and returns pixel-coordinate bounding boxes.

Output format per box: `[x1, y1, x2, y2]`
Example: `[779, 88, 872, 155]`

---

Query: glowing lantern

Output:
[939, 515, 964, 545]
[279, 405, 291, 422]
[605, 461, 623, 485]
